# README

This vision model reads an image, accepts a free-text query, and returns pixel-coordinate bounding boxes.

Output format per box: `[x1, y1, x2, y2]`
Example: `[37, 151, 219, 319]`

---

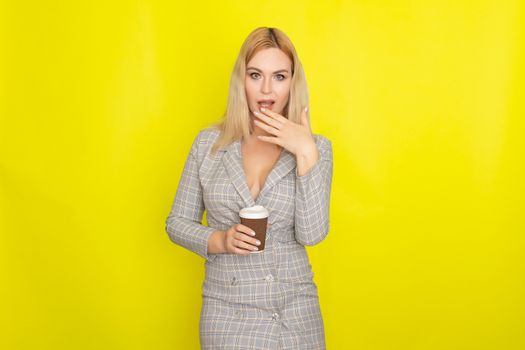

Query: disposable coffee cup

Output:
[239, 205, 269, 253]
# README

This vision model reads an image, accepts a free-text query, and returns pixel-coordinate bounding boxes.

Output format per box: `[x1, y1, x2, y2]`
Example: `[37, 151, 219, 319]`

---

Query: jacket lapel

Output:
[221, 138, 296, 208]
[222, 140, 255, 207]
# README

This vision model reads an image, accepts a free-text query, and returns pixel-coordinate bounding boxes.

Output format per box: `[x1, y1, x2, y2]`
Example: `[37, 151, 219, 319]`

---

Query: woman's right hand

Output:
[223, 223, 263, 256]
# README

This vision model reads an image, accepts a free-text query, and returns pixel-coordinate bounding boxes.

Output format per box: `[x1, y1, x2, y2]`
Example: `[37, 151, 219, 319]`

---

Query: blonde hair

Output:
[209, 27, 309, 155]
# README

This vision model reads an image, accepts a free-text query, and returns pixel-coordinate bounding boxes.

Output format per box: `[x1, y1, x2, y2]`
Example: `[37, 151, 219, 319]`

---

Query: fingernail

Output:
[261, 107, 266, 112]
[305, 107, 308, 112]
[256, 241, 261, 245]
[251, 231, 256, 236]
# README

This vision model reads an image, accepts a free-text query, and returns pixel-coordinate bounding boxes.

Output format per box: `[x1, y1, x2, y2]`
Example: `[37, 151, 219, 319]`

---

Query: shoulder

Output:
[313, 133, 331, 145]
[196, 126, 221, 144]
[190, 126, 221, 158]
[311, 133, 332, 162]
[313, 133, 332, 152]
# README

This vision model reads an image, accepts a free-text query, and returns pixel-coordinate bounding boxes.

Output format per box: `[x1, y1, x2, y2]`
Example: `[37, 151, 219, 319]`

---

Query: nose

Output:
[261, 76, 272, 94]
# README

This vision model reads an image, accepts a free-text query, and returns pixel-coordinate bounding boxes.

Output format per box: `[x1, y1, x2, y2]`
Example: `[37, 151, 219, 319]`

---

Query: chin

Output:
[272, 106, 284, 114]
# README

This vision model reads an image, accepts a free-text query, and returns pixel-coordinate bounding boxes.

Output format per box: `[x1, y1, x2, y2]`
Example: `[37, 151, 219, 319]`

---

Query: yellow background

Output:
[1, 0, 524, 349]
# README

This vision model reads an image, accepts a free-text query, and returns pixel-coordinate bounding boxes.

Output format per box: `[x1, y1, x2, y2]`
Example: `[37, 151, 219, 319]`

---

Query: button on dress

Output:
[166, 127, 333, 349]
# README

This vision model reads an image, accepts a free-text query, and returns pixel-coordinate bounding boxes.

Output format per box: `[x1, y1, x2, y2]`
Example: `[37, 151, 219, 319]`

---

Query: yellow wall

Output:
[1, 1, 524, 349]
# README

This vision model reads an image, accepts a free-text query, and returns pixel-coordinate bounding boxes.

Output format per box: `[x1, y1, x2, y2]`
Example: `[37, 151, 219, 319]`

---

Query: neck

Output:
[243, 120, 280, 150]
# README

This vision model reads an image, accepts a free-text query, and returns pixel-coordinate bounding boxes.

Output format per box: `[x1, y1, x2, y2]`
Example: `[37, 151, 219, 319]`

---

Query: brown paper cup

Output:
[239, 205, 269, 253]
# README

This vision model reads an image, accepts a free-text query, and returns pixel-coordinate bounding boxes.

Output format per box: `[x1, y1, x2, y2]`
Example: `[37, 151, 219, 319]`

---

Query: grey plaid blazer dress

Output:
[165, 127, 333, 349]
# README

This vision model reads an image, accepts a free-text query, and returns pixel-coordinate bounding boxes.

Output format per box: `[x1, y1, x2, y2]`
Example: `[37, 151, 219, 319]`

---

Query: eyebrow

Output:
[246, 67, 290, 74]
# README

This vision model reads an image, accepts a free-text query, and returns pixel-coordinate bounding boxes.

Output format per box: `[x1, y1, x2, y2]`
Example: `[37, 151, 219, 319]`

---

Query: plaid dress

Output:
[166, 127, 333, 349]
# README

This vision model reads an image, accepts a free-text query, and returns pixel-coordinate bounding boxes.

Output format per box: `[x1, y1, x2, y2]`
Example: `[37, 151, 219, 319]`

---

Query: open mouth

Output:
[257, 100, 275, 109]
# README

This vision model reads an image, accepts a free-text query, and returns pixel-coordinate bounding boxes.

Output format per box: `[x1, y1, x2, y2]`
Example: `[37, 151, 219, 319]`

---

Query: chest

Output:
[200, 142, 296, 228]
[241, 144, 282, 199]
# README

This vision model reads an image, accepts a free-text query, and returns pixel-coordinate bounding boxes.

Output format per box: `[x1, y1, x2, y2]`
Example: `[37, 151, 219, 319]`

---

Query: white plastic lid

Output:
[239, 205, 269, 219]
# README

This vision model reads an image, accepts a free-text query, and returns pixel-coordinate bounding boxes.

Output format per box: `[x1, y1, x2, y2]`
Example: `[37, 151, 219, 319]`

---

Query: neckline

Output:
[238, 139, 284, 204]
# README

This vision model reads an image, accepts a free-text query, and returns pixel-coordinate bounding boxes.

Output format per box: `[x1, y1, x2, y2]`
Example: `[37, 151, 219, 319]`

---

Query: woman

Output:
[166, 27, 333, 349]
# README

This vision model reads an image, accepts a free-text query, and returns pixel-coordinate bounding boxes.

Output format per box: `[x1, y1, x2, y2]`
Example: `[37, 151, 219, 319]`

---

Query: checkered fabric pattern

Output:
[166, 127, 333, 349]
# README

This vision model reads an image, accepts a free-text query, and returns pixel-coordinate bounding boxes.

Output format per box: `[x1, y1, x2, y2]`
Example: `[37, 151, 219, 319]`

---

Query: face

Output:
[245, 48, 292, 120]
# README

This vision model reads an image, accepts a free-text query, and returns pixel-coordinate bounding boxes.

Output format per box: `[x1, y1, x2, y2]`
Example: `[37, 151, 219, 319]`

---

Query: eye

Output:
[275, 74, 286, 81]
[249, 72, 260, 79]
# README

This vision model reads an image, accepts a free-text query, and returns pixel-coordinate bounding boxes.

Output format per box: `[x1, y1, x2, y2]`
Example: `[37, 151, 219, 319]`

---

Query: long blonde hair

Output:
[209, 27, 309, 155]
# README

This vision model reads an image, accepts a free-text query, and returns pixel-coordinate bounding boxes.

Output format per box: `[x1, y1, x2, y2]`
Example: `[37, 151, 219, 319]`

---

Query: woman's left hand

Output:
[253, 107, 316, 157]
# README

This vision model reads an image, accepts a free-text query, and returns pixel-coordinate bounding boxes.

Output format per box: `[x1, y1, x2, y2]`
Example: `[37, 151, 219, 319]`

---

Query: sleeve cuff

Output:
[200, 226, 220, 263]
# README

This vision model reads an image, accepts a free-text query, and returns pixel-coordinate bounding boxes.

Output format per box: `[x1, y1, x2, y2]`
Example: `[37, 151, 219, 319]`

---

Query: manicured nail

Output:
[305, 107, 308, 112]
[261, 107, 266, 112]
[251, 231, 256, 236]
[256, 241, 261, 245]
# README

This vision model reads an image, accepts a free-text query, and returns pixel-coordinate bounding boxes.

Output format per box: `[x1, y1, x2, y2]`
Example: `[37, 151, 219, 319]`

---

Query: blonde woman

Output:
[166, 27, 333, 349]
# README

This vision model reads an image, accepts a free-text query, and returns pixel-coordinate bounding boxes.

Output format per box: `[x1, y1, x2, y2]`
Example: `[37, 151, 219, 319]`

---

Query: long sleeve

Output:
[294, 135, 333, 246]
[165, 133, 218, 262]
